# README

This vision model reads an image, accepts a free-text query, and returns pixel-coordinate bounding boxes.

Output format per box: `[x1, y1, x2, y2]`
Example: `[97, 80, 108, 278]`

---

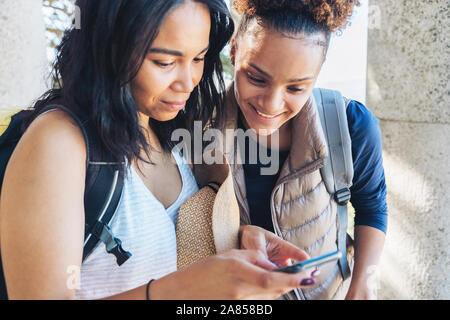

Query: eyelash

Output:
[194, 57, 205, 63]
[247, 73, 304, 93]
[247, 74, 265, 85]
[288, 87, 304, 93]
[154, 61, 174, 67]
[153, 57, 205, 68]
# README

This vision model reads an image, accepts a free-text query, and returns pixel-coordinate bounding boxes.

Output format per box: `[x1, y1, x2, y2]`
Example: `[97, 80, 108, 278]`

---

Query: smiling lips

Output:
[250, 103, 284, 120]
[163, 100, 186, 111]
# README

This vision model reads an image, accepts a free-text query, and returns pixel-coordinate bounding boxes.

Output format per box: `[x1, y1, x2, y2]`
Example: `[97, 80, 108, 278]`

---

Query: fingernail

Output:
[311, 269, 320, 277]
[300, 278, 315, 286]
[269, 260, 281, 267]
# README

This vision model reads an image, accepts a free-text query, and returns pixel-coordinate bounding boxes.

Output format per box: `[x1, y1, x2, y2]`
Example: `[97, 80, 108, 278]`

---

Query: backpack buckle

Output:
[335, 188, 351, 206]
[106, 237, 132, 266]
[93, 222, 132, 266]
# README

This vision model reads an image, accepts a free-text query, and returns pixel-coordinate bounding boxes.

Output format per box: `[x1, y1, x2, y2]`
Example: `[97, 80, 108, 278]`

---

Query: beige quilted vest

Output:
[223, 86, 353, 300]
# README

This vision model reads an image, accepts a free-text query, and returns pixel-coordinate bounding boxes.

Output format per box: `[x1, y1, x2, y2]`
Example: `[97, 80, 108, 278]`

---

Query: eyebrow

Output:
[148, 46, 209, 57]
[249, 63, 315, 83]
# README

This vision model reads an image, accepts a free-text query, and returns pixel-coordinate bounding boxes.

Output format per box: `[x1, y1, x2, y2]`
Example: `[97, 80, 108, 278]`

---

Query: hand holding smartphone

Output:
[273, 250, 342, 274]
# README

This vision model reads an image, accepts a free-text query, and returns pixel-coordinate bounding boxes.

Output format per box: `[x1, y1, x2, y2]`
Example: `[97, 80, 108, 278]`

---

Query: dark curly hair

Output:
[233, 0, 360, 54]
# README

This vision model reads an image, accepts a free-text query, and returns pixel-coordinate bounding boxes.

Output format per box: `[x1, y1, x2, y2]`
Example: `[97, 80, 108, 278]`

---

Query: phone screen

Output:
[273, 250, 342, 274]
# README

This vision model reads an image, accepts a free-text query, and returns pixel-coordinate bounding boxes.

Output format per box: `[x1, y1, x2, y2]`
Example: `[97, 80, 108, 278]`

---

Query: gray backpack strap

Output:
[313, 88, 353, 281]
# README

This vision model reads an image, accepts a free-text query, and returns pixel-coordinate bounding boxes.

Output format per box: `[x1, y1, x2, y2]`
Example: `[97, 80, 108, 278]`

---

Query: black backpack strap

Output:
[313, 89, 353, 281]
[0, 110, 35, 193]
[82, 160, 130, 266]
[35, 105, 131, 266]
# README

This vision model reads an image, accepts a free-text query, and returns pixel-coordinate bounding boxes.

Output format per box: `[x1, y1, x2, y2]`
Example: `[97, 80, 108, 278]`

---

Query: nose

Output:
[258, 89, 285, 114]
[171, 64, 196, 93]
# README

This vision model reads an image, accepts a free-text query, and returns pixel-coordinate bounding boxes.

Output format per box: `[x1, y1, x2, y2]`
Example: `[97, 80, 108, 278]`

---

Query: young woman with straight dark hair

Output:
[0, 0, 317, 300]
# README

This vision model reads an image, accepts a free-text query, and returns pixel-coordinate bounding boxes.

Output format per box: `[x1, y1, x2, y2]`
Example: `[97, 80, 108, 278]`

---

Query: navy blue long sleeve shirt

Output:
[241, 100, 388, 234]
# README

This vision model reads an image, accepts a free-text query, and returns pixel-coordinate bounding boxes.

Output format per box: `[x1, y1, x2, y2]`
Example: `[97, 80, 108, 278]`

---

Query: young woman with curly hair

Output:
[225, 0, 388, 300]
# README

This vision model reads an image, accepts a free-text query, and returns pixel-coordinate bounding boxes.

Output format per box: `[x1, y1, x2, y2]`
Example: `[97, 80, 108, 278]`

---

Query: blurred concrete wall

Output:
[367, 0, 449, 299]
[0, 0, 48, 111]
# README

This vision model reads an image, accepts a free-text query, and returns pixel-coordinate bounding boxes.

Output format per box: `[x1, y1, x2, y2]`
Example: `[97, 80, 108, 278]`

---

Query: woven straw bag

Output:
[176, 183, 218, 270]
[176, 158, 240, 270]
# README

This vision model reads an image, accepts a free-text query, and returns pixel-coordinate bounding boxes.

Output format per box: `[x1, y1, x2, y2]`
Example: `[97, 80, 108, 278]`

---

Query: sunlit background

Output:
[316, 1, 369, 104]
[1, 0, 370, 135]
[42, 0, 369, 102]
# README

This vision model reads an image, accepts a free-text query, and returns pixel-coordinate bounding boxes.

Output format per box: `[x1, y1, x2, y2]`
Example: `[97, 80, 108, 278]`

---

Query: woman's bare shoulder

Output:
[3, 108, 88, 200]
[22, 109, 87, 154]
[10, 109, 88, 172]
[0, 109, 88, 299]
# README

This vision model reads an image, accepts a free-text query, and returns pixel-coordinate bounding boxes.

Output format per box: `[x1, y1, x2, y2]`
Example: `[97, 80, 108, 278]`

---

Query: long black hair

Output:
[30, 0, 234, 167]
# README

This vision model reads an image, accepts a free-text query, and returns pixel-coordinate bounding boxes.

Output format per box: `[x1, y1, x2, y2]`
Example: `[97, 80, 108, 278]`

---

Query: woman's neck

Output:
[276, 121, 292, 151]
[138, 112, 163, 154]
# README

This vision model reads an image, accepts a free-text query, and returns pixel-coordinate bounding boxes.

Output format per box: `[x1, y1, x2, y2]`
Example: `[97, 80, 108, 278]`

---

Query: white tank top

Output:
[75, 148, 198, 300]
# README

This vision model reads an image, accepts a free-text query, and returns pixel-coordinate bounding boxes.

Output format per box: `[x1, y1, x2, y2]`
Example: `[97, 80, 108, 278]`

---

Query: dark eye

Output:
[154, 61, 174, 68]
[194, 57, 206, 63]
[288, 87, 304, 93]
[247, 74, 265, 85]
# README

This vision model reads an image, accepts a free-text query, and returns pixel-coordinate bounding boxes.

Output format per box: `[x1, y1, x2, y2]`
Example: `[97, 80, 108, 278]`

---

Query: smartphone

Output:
[273, 250, 342, 274]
